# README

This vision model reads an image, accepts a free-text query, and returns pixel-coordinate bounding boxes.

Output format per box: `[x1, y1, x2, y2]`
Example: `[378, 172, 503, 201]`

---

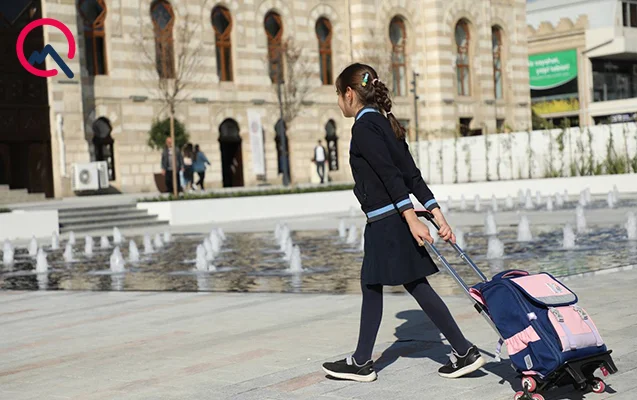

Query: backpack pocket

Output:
[547, 305, 604, 352]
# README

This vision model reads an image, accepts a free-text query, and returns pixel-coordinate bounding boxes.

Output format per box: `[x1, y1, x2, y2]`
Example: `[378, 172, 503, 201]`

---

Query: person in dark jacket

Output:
[322, 63, 485, 382]
[161, 136, 184, 194]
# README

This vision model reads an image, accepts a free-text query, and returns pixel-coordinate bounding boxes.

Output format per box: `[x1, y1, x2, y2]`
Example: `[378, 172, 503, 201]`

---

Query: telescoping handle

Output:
[420, 210, 488, 283]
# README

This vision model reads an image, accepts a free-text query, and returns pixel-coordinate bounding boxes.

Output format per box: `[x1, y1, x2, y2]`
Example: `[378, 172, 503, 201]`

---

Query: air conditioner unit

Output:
[72, 162, 100, 191]
[95, 161, 110, 189]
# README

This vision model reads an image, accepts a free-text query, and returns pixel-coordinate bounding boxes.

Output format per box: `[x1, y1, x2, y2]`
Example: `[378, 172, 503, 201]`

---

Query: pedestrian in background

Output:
[161, 137, 184, 194]
[193, 144, 211, 190]
[312, 139, 327, 184]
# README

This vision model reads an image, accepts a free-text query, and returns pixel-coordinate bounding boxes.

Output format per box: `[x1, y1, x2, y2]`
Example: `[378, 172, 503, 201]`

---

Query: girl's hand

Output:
[409, 219, 434, 246]
[438, 222, 456, 244]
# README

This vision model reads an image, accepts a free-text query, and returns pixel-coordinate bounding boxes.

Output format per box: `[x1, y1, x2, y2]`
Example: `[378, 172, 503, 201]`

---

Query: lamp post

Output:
[275, 50, 291, 186]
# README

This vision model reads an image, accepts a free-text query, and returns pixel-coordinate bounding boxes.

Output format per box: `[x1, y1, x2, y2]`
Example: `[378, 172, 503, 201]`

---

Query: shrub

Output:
[147, 118, 190, 150]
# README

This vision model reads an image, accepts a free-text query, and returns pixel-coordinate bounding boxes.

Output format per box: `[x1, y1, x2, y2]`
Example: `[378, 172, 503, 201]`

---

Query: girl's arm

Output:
[353, 121, 413, 213]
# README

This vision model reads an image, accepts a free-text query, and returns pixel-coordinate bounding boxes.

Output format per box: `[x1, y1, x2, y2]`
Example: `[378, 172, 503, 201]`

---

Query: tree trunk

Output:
[170, 112, 178, 197]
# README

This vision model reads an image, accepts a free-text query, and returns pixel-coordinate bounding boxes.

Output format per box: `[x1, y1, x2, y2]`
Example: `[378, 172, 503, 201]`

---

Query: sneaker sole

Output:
[322, 367, 377, 382]
[438, 356, 486, 379]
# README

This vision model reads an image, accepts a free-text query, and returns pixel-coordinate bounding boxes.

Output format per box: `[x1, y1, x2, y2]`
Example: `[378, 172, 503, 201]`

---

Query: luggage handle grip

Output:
[420, 210, 488, 283]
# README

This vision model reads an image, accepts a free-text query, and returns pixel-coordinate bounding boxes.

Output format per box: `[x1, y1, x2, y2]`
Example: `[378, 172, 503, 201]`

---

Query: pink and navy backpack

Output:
[471, 270, 606, 378]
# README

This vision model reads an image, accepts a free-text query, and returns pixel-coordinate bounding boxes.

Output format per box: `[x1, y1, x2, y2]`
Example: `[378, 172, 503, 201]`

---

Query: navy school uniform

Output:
[350, 107, 441, 286]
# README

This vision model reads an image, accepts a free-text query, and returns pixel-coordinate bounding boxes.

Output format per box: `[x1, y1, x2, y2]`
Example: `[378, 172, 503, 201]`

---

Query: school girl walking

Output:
[322, 63, 486, 382]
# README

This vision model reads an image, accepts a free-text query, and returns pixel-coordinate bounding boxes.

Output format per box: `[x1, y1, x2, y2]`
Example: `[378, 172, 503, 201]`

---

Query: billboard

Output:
[529, 49, 579, 115]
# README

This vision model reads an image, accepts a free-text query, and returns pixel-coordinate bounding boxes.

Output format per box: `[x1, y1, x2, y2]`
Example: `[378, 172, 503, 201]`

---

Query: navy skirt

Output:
[362, 212, 439, 285]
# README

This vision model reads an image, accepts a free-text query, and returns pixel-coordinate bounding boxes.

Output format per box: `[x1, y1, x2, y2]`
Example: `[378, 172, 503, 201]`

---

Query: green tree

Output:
[147, 118, 189, 150]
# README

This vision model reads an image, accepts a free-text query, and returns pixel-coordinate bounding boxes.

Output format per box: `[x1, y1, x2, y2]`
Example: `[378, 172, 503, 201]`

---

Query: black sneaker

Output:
[322, 356, 377, 382]
[438, 345, 486, 378]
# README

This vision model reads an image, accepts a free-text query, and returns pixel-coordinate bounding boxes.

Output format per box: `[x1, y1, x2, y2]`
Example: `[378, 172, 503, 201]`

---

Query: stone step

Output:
[0, 185, 9, 191]
[59, 218, 169, 234]
[59, 212, 159, 226]
[0, 191, 46, 205]
[58, 204, 139, 217]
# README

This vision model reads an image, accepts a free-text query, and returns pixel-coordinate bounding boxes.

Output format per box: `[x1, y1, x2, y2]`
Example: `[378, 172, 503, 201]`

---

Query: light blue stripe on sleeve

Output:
[396, 198, 413, 209]
[424, 199, 438, 209]
[366, 204, 395, 218]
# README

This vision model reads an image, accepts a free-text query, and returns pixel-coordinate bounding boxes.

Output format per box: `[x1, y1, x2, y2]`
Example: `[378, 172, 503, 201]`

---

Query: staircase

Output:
[58, 203, 168, 233]
[0, 185, 46, 205]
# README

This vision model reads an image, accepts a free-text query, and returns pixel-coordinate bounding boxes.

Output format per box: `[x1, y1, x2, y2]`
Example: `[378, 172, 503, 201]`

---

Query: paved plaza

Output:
[1, 265, 636, 400]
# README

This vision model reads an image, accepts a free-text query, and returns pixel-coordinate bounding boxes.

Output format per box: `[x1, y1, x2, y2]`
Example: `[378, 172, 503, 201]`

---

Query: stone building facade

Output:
[6, 0, 530, 197]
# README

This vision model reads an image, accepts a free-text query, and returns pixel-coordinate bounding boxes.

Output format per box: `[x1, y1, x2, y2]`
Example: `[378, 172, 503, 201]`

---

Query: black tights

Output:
[352, 277, 471, 364]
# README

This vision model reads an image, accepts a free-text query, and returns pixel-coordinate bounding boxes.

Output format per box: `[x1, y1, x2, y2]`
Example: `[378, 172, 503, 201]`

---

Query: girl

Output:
[182, 143, 195, 192]
[193, 144, 211, 190]
[322, 63, 485, 382]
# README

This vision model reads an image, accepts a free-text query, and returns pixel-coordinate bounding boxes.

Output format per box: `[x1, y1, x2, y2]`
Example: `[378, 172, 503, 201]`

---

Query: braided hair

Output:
[335, 63, 406, 140]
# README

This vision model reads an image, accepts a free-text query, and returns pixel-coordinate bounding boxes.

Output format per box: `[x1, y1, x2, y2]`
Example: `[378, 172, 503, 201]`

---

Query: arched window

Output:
[212, 6, 233, 82]
[315, 17, 333, 85]
[325, 120, 338, 171]
[455, 20, 471, 96]
[389, 17, 407, 96]
[264, 11, 283, 83]
[78, 0, 107, 75]
[150, 0, 175, 79]
[92, 117, 115, 180]
[492, 26, 503, 99]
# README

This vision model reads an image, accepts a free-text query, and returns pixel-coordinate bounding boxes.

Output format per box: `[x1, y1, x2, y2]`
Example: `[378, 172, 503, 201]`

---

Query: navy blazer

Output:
[349, 108, 439, 220]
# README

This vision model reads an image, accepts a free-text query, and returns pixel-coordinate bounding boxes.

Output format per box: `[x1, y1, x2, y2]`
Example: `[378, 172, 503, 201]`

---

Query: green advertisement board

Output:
[529, 49, 578, 90]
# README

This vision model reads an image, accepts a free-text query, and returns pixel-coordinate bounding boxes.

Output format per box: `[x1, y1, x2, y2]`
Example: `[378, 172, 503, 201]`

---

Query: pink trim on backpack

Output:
[502, 270, 530, 279]
[505, 325, 541, 355]
[511, 274, 574, 302]
[469, 288, 485, 306]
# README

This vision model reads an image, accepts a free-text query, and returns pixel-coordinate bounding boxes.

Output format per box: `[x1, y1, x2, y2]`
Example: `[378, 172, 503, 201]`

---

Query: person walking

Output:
[321, 63, 485, 382]
[182, 143, 195, 192]
[193, 144, 211, 190]
[312, 140, 327, 184]
[161, 137, 184, 194]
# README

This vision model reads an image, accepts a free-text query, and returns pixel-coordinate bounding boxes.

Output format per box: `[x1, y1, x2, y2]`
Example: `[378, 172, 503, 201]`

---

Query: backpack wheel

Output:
[521, 376, 537, 392]
[591, 378, 606, 394]
[531, 394, 545, 400]
[513, 391, 525, 400]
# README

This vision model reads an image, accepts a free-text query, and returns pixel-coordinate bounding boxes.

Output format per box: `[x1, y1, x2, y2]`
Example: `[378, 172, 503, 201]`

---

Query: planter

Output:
[154, 173, 168, 193]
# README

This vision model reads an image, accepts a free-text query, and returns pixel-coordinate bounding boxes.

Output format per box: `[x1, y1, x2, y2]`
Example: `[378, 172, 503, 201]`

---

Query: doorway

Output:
[218, 118, 244, 187]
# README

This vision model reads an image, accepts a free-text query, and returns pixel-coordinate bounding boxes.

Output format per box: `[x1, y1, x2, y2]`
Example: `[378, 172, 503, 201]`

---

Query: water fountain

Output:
[163, 230, 172, 244]
[196, 245, 208, 271]
[486, 236, 505, 259]
[563, 224, 576, 249]
[360, 229, 365, 252]
[485, 211, 497, 235]
[209, 231, 221, 254]
[35, 248, 48, 273]
[518, 189, 525, 205]
[100, 235, 111, 249]
[284, 236, 294, 261]
[585, 188, 592, 204]
[278, 228, 290, 252]
[613, 185, 620, 203]
[51, 232, 60, 250]
[109, 246, 125, 273]
[535, 191, 542, 206]
[474, 195, 481, 212]
[338, 220, 347, 238]
[288, 245, 303, 273]
[274, 223, 282, 242]
[85, 236, 94, 257]
[29, 236, 38, 257]
[63, 242, 74, 263]
[546, 196, 554, 212]
[579, 191, 587, 207]
[203, 238, 215, 261]
[3, 239, 14, 265]
[68, 231, 76, 246]
[626, 212, 637, 240]
[446, 196, 453, 212]
[455, 229, 466, 249]
[143, 234, 154, 255]
[524, 191, 534, 210]
[505, 195, 514, 210]
[517, 215, 533, 242]
[576, 206, 587, 234]
[460, 195, 467, 211]
[555, 192, 564, 208]
[113, 227, 123, 245]
[153, 234, 164, 249]
[346, 225, 358, 245]
[607, 191, 615, 209]
[563, 189, 569, 202]
[491, 195, 498, 212]
[128, 240, 140, 263]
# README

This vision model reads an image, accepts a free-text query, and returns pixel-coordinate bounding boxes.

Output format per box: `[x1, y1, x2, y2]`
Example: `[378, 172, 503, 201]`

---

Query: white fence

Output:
[415, 123, 637, 184]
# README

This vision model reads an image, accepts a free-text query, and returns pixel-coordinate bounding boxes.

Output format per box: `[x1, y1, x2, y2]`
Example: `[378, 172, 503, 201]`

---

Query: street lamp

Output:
[410, 71, 421, 165]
